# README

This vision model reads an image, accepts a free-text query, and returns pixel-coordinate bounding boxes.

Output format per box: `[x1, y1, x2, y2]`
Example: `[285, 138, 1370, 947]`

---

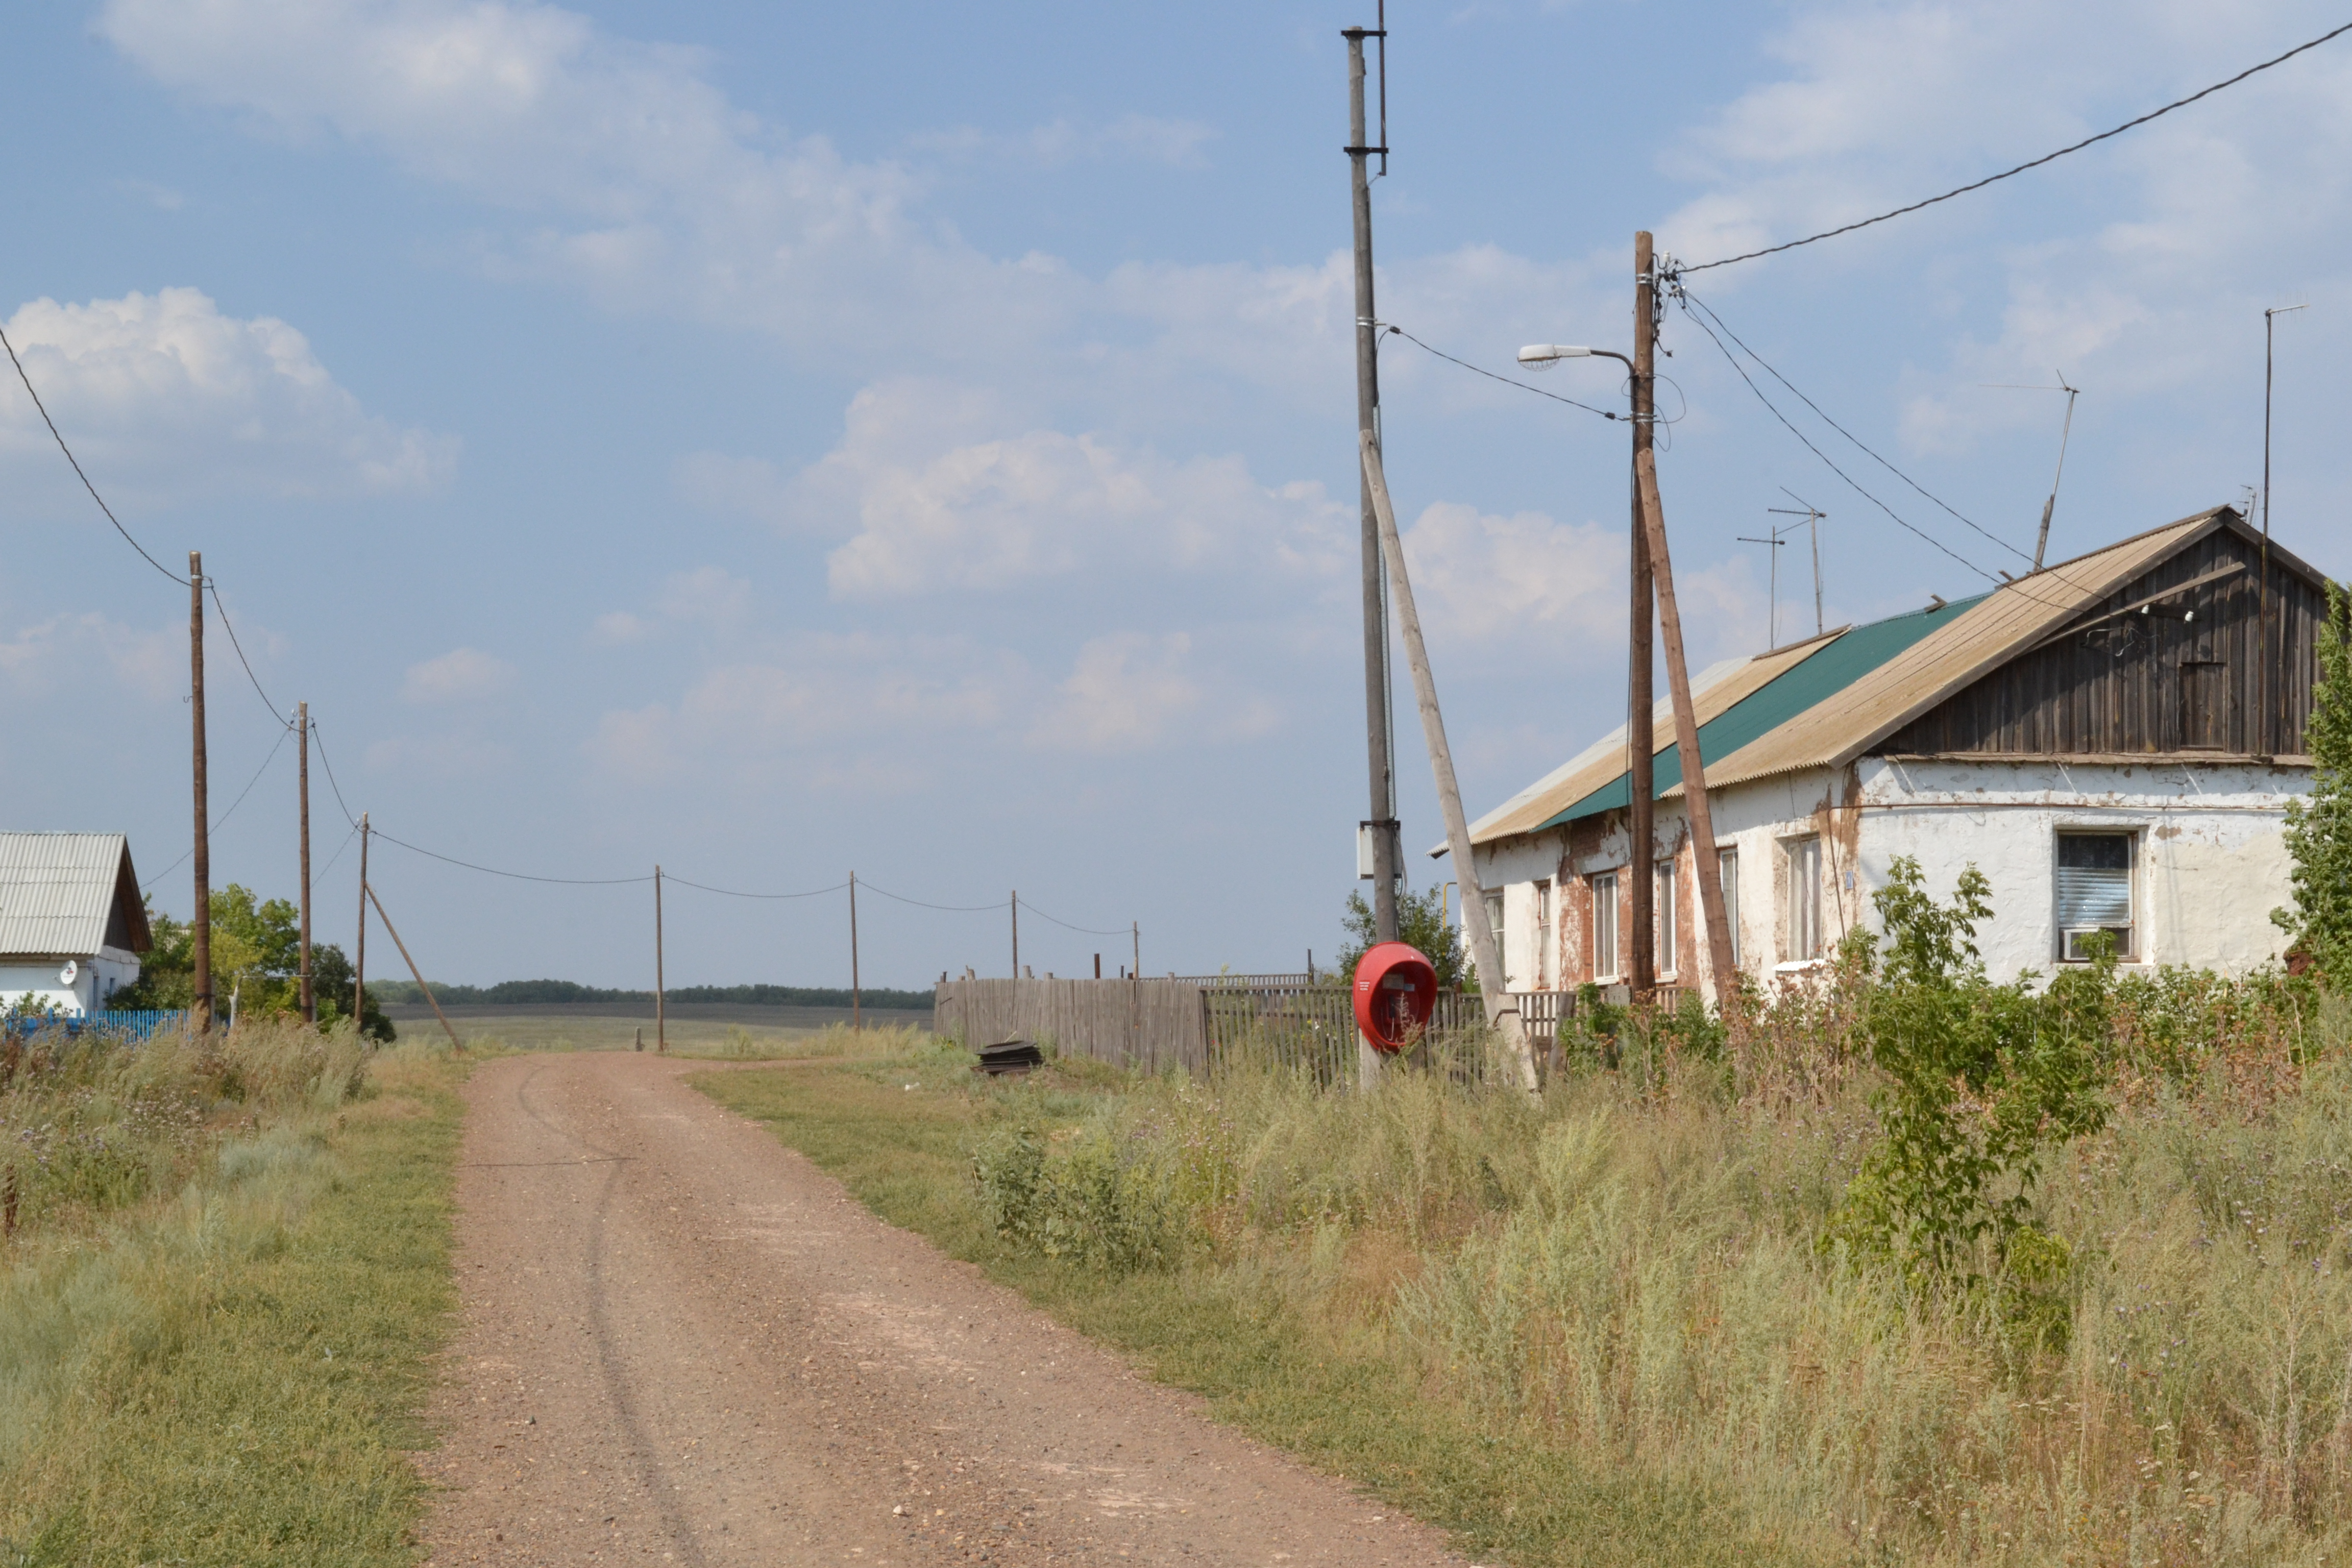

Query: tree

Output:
[1336, 884, 1469, 990]
[308, 944, 396, 1042]
[2276, 579, 2352, 980]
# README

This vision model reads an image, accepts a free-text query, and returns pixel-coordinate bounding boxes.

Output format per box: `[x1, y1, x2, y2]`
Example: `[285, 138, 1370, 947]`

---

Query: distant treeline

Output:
[369, 978, 933, 1010]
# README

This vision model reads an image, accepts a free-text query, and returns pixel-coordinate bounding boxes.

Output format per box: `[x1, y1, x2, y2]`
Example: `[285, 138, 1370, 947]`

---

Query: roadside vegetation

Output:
[0, 1015, 461, 1564]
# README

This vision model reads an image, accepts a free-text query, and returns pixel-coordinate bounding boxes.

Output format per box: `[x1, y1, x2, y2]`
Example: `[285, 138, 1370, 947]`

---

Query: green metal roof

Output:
[1534, 594, 1991, 830]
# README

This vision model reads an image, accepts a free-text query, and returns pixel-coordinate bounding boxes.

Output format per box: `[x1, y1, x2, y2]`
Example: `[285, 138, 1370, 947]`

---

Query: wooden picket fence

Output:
[932, 977, 1576, 1085]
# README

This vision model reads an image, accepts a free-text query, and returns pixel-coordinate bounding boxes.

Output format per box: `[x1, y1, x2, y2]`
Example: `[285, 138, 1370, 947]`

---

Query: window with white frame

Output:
[1590, 871, 1620, 981]
[1482, 892, 1504, 967]
[1534, 879, 1555, 988]
[1787, 837, 1824, 961]
[2056, 832, 2137, 962]
[1656, 857, 1677, 975]
[1718, 848, 1740, 967]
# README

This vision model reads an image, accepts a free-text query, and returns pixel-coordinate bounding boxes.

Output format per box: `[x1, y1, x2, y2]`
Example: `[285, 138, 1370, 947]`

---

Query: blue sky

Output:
[5, 1, 2348, 989]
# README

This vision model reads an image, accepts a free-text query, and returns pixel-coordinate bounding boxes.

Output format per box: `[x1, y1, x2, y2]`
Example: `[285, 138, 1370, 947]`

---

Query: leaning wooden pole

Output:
[1361, 432, 1540, 1095]
[1630, 251, 1737, 1012]
[364, 881, 464, 1052]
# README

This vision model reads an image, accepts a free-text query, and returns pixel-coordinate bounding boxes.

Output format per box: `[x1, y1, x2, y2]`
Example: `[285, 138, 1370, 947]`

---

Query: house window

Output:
[1719, 848, 1740, 967]
[1788, 837, 1824, 961]
[1482, 892, 1504, 957]
[1591, 871, 1620, 982]
[1534, 880, 1555, 989]
[1656, 858, 1677, 976]
[2056, 832, 2136, 961]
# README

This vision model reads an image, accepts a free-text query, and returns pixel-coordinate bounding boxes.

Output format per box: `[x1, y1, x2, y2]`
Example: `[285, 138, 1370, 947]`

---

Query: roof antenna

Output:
[1981, 373, 2081, 570]
[1375, 0, 1388, 179]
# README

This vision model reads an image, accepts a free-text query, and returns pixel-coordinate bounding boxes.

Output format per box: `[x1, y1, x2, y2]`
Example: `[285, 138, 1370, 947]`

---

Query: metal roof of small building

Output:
[1468, 506, 2307, 848]
[0, 834, 151, 958]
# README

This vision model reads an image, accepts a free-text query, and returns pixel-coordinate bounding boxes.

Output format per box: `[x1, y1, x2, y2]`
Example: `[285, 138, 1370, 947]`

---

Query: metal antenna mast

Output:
[1770, 489, 1828, 638]
[1344, 13, 1398, 955]
[1733, 526, 1788, 648]
[2262, 303, 2307, 758]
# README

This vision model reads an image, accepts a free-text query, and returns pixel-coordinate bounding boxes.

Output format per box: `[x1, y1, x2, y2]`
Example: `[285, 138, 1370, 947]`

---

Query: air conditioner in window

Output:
[2063, 927, 2132, 963]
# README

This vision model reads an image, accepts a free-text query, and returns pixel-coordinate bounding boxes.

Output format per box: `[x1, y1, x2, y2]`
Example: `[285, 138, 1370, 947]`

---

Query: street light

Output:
[1517, 344, 1630, 371]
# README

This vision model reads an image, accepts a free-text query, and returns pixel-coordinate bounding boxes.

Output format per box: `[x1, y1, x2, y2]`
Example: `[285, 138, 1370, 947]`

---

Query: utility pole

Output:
[2030, 375, 2080, 571]
[1362, 434, 1538, 1093]
[297, 701, 313, 1024]
[354, 812, 370, 1028]
[1010, 890, 1020, 978]
[1132, 920, 1140, 982]
[1628, 241, 1657, 997]
[2261, 306, 2304, 759]
[1344, 19, 1399, 950]
[188, 551, 213, 1034]
[849, 871, 861, 1031]
[1635, 238, 1738, 1010]
[654, 865, 666, 1053]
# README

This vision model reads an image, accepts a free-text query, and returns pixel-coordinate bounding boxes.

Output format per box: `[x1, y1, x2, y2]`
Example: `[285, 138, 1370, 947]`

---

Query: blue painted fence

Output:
[0, 1010, 187, 1043]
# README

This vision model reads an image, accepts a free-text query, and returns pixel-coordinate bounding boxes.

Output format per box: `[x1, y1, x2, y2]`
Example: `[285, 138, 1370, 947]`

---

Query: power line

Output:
[1019, 901, 1132, 938]
[140, 725, 293, 891]
[1678, 289, 2033, 564]
[1681, 18, 2352, 274]
[1676, 301, 1999, 583]
[310, 724, 360, 829]
[858, 881, 1010, 914]
[1383, 325, 1623, 420]
[370, 827, 654, 886]
[204, 581, 291, 726]
[316, 819, 362, 880]
[0, 324, 187, 586]
[664, 874, 850, 901]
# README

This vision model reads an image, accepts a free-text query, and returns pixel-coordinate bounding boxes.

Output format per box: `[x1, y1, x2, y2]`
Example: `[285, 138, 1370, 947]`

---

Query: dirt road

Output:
[419, 1053, 1472, 1567]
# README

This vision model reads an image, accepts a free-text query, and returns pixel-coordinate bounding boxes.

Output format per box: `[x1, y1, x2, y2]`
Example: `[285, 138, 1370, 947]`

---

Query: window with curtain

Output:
[1656, 858, 1677, 975]
[1788, 837, 1823, 961]
[1591, 871, 1620, 982]
[1719, 848, 1740, 967]
[2056, 832, 2136, 961]
[1534, 879, 1555, 989]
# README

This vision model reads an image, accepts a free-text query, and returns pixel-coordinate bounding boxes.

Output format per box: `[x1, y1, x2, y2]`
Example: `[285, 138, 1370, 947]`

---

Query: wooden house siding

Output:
[1878, 524, 2329, 758]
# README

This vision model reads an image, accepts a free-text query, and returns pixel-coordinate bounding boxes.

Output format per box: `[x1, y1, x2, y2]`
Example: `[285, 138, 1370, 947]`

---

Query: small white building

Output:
[0, 834, 153, 1016]
[1459, 507, 2329, 996]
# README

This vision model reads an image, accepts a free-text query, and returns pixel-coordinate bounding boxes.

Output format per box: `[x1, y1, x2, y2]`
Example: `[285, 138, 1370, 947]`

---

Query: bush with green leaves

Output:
[1336, 883, 1468, 990]
[2276, 577, 2352, 981]
[1826, 857, 2111, 1294]
[971, 1115, 1172, 1273]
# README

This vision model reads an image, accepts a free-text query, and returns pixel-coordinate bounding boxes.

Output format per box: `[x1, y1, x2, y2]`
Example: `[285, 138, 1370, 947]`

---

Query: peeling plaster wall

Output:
[1853, 758, 2308, 980]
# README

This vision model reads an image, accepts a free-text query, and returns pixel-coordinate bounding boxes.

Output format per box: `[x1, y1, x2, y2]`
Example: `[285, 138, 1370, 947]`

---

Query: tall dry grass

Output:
[973, 981, 2352, 1565]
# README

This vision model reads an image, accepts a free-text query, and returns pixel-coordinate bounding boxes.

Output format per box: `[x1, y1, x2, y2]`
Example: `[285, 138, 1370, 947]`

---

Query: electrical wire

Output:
[139, 724, 293, 891]
[1678, 289, 2033, 564]
[663, 874, 849, 901]
[1676, 302, 1999, 583]
[1681, 18, 2352, 274]
[1019, 901, 1133, 938]
[316, 819, 362, 879]
[1382, 326, 1623, 420]
[204, 582, 291, 727]
[859, 881, 1013, 914]
[0, 325, 188, 586]
[310, 725, 360, 829]
[369, 827, 654, 886]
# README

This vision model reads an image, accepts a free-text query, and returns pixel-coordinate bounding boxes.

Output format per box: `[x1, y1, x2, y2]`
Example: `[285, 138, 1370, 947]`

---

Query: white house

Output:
[0, 834, 153, 1016]
[1457, 507, 2329, 996]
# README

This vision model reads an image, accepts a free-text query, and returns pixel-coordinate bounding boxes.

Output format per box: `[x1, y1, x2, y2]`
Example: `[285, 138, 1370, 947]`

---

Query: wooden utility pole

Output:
[354, 812, 370, 1028]
[2260, 305, 2304, 758]
[654, 865, 666, 1053]
[1628, 242, 1657, 996]
[365, 883, 462, 1052]
[1632, 235, 1738, 1009]
[298, 701, 313, 1023]
[189, 551, 213, 1034]
[1131, 921, 1140, 981]
[1344, 21, 1399, 950]
[849, 871, 861, 1031]
[1010, 891, 1019, 978]
[1362, 434, 1539, 1093]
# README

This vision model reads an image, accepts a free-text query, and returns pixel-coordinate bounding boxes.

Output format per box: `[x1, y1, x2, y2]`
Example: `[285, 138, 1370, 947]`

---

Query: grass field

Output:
[695, 1043, 1813, 1568]
[0, 1025, 465, 1566]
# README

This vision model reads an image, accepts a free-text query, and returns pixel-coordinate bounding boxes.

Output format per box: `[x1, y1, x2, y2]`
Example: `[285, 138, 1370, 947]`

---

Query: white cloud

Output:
[798, 381, 1350, 599]
[590, 610, 652, 645]
[1030, 633, 1203, 752]
[0, 610, 182, 702]
[1401, 502, 1625, 647]
[402, 647, 517, 704]
[0, 287, 456, 505]
[913, 114, 1217, 170]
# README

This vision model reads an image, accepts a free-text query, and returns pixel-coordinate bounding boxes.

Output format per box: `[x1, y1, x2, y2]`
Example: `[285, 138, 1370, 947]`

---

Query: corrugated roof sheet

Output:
[0, 834, 143, 957]
[1697, 509, 2224, 791]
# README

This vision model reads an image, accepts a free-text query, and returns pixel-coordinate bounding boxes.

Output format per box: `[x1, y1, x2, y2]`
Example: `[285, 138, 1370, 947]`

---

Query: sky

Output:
[4, 1, 2349, 990]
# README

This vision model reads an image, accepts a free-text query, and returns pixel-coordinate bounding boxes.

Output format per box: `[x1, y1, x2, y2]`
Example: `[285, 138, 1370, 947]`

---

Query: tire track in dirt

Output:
[419, 1052, 1474, 1567]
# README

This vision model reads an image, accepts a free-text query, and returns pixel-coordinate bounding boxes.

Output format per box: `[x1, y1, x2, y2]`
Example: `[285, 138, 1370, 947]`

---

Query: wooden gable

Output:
[1878, 514, 2332, 760]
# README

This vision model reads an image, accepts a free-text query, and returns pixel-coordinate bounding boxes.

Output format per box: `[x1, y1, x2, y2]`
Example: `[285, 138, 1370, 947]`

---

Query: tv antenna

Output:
[1981, 372, 2081, 569]
[1765, 488, 1826, 639]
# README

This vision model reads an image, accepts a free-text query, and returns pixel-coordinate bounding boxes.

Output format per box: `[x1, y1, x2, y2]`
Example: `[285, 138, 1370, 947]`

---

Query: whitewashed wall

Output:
[0, 946, 142, 1017]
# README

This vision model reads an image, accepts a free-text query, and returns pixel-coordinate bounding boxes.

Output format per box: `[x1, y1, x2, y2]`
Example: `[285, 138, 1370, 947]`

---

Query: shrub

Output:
[972, 1115, 1172, 1273]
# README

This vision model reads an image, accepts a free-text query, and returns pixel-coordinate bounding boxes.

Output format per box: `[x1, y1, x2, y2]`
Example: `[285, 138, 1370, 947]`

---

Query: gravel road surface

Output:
[419, 1052, 1471, 1567]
